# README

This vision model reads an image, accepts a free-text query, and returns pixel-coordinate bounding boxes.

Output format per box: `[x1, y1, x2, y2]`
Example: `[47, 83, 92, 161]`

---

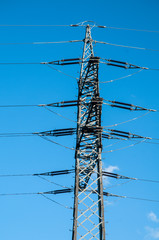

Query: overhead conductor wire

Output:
[0, 40, 82, 45]
[0, 103, 76, 124]
[0, 191, 72, 209]
[100, 69, 144, 84]
[42, 105, 76, 123]
[0, 62, 78, 80]
[102, 171, 159, 184]
[0, 23, 159, 33]
[102, 139, 147, 153]
[37, 175, 71, 189]
[39, 135, 75, 150]
[104, 193, 159, 203]
[40, 194, 73, 209]
[105, 26, 159, 33]
[1, 191, 159, 204]
[46, 64, 78, 80]
[102, 111, 150, 128]
[95, 40, 159, 52]
[0, 132, 74, 150]
[0, 170, 159, 185]
[105, 179, 134, 190]
[0, 24, 71, 27]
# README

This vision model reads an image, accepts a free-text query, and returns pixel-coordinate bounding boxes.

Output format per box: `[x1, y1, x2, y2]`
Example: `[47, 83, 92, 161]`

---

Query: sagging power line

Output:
[0, 99, 157, 112]
[95, 40, 159, 52]
[0, 22, 159, 34]
[1, 188, 159, 204]
[0, 127, 155, 140]
[1, 168, 159, 185]
[0, 57, 159, 71]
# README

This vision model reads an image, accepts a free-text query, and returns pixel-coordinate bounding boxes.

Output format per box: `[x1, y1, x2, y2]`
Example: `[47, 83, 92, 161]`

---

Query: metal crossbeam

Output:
[72, 25, 105, 240]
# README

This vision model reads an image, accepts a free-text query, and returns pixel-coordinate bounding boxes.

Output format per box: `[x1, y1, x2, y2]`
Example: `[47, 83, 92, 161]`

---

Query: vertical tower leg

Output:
[72, 25, 106, 240]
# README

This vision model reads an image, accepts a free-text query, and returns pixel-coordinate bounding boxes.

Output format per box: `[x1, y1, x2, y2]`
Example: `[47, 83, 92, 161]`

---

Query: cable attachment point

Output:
[43, 188, 73, 195]
[48, 58, 81, 65]
[102, 171, 137, 180]
[103, 192, 126, 198]
[33, 169, 74, 177]
[46, 100, 79, 107]
[70, 24, 79, 27]
[36, 128, 76, 137]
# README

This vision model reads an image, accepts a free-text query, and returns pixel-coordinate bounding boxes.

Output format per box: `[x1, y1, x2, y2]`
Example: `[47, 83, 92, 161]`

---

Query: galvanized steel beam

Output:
[72, 25, 106, 240]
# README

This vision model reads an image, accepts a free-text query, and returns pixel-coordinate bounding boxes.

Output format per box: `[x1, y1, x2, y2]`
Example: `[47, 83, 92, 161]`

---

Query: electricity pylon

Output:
[72, 25, 106, 240]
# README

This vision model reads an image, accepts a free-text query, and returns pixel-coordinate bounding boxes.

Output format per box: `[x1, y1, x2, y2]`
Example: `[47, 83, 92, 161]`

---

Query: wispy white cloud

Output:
[104, 200, 114, 206]
[145, 226, 159, 239]
[103, 165, 119, 185]
[148, 212, 159, 223]
[104, 165, 119, 173]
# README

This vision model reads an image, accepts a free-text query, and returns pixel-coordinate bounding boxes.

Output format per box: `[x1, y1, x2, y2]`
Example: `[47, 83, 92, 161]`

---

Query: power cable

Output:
[102, 134, 159, 145]
[102, 139, 146, 153]
[95, 40, 159, 52]
[125, 196, 159, 203]
[0, 21, 96, 28]
[37, 175, 71, 189]
[0, 40, 82, 45]
[40, 194, 73, 209]
[106, 26, 159, 33]
[0, 192, 37, 196]
[103, 100, 157, 112]
[46, 64, 78, 80]
[0, 102, 76, 123]
[124, 138, 159, 145]
[0, 104, 39, 107]
[39, 135, 75, 150]
[1, 190, 159, 204]
[0, 189, 73, 197]
[0, 24, 71, 27]
[0, 132, 75, 150]
[143, 141, 159, 145]
[0, 99, 157, 112]
[100, 59, 159, 71]
[0, 133, 33, 137]
[0, 191, 73, 209]
[102, 112, 150, 128]
[102, 131, 128, 141]
[148, 68, 159, 71]
[0, 169, 159, 185]
[104, 192, 159, 203]
[102, 140, 123, 149]
[137, 178, 159, 184]
[0, 59, 159, 71]
[102, 171, 159, 184]
[0, 59, 78, 82]
[1, 24, 159, 33]
[0, 173, 33, 177]
[103, 129, 152, 140]
[99, 59, 148, 69]
[0, 62, 41, 65]
[43, 105, 76, 123]
[0, 129, 158, 143]
[105, 179, 133, 189]
[0, 101, 77, 108]
[0, 169, 74, 178]
[100, 69, 144, 83]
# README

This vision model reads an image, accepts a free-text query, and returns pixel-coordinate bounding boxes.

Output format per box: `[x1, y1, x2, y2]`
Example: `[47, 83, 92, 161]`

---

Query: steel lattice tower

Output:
[72, 25, 105, 240]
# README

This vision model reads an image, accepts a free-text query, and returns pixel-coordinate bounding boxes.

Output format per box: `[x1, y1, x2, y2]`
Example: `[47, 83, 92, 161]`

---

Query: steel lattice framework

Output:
[72, 25, 105, 240]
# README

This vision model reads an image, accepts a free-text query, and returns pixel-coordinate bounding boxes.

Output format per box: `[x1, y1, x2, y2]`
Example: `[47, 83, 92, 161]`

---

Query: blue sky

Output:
[0, 0, 159, 239]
